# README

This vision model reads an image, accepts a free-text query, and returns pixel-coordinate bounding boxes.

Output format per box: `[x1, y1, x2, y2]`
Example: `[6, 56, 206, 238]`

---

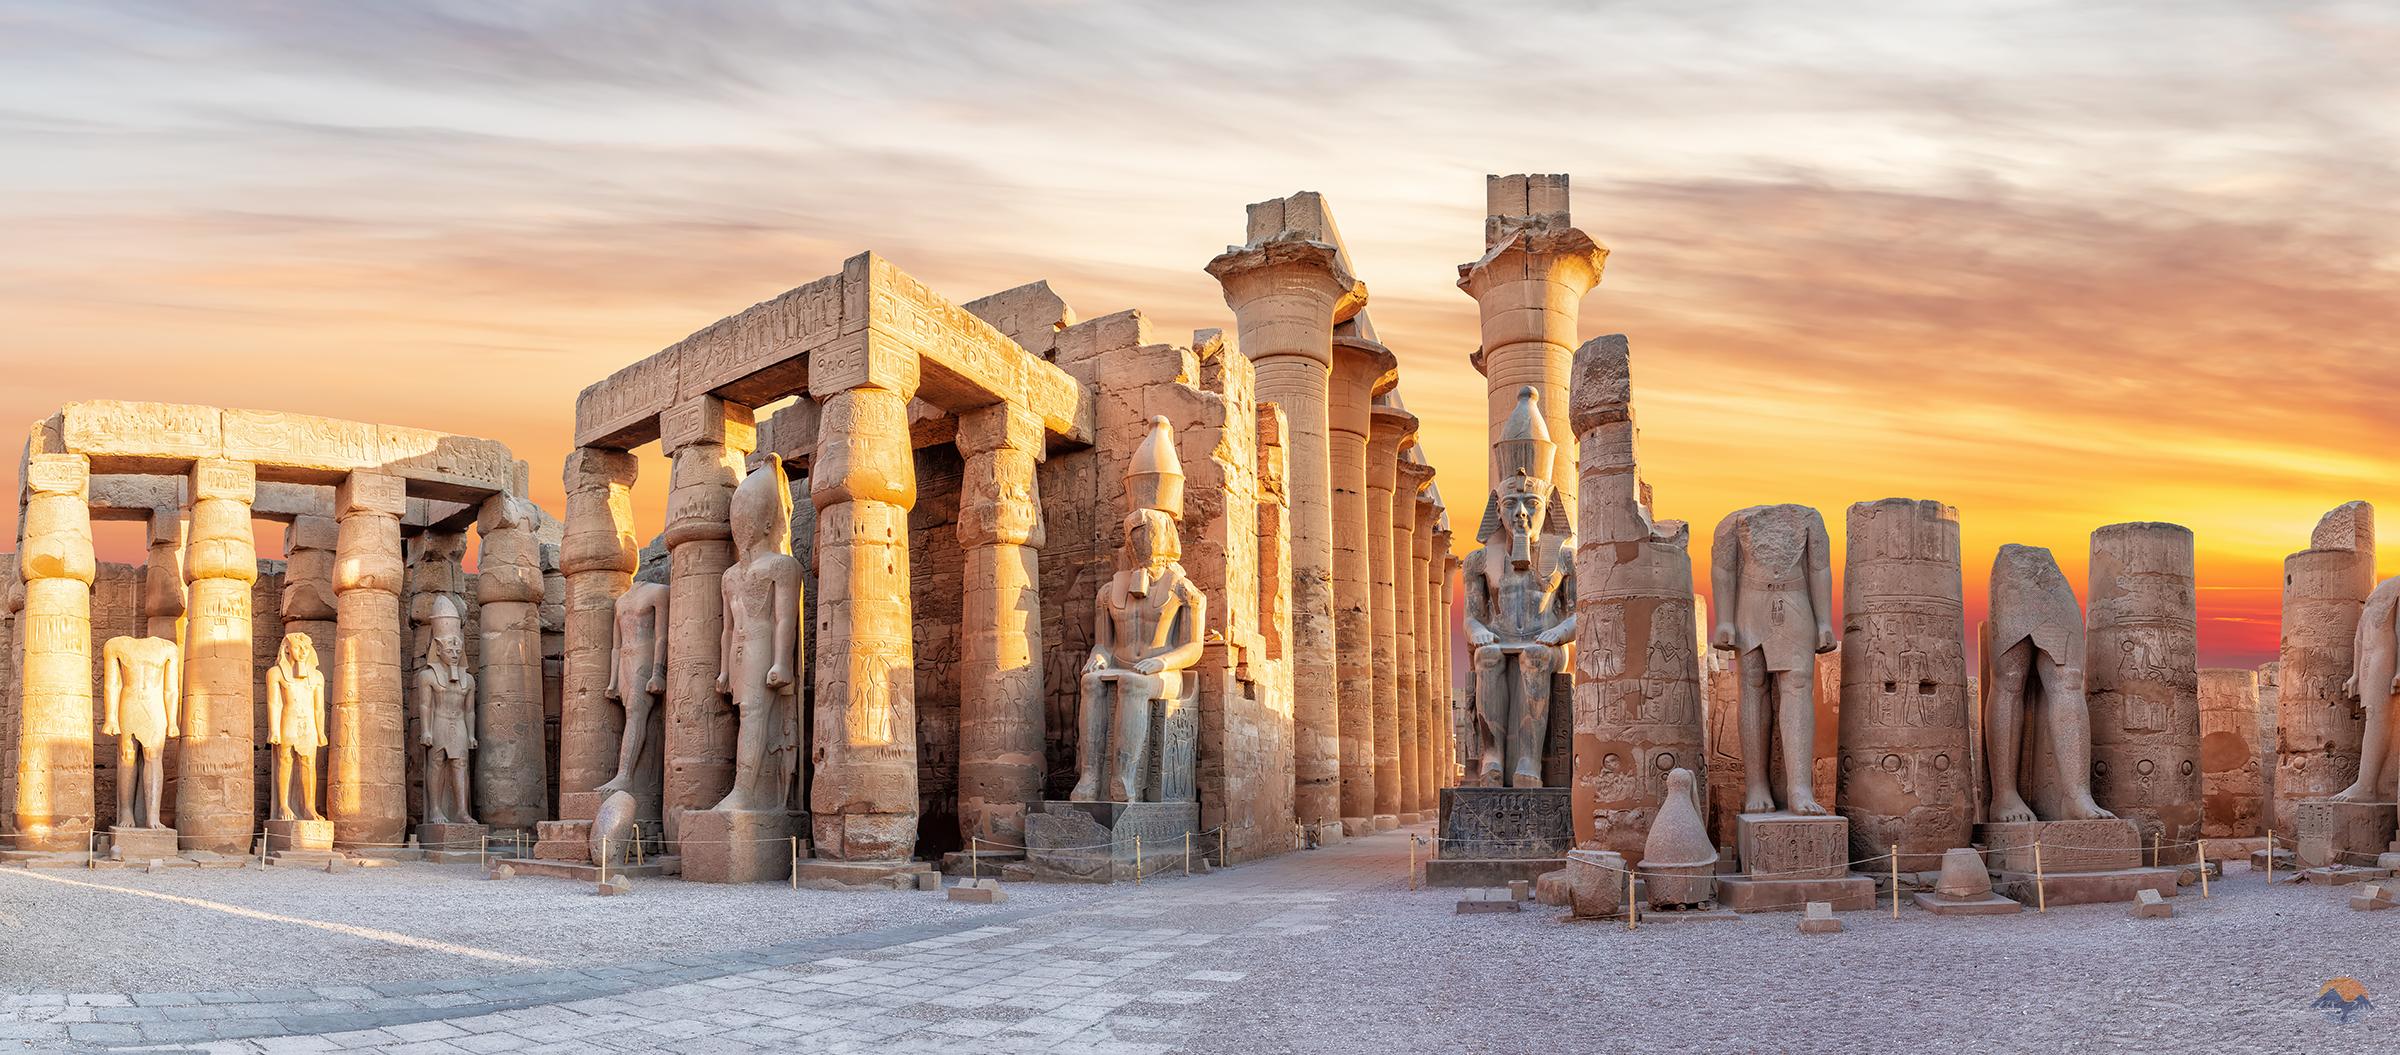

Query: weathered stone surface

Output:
[263, 818, 332, 854]
[1463, 386, 1574, 795]
[1710, 504, 1836, 817]
[1837, 499, 1971, 870]
[533, 819, 594, 862]
[1366, 394, 1415, 828]
[265, 633, 326, 824]
[2199, 668, 2265, 838]
[415, 595, 477, 826]
[1023, 800, 1199, 883]
[1990, 866, 2178, 907]
[681, 808, 794, 884]
[1798, 902, 1843, 933]
[2277, 503, 2374, 830]
[2130, 887, 2173, 918]
[1913, 846, 2022, 915]
[1979, 818, 2141, 873]
[1072, 419, 1205, 806]
[662, 398, 751, 848]
[416, 820, 486, 852]
[811, 385, 919, 862]
[176, 459, 257, 853]
[1435, 786, 1572, 860]
[1641, 768, 1718, 909]
[1563, 848, 1627, 920]
[558, 447, 640, 824]
[473, 496, 548, 833]
[955, 403, 1047, 851]
[1459, 174, 1605, 502]
[1567, 335, 1702, 859]
[1735, 813, 1850, 880]
[1329, 335, 1396, 833]
[2295, 798, 2395, 869]
[2085, 522, 2201, 866]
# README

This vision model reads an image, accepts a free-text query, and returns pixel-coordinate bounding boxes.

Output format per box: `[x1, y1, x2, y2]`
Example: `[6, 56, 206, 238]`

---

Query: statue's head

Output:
[281, 632, 317, 674]
[1119, 508, 1181, 577]
[729, 453, 795, 562]
[1478, 386, 1562, 565]
[1496, 470, 1550, 542]
[426, 593, 465, 668]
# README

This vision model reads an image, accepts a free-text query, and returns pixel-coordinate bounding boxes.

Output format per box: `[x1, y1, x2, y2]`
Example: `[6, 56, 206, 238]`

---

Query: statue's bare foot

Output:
[2061, 797, 2114, 820]
[595, 774, 630, 795]
[1788, 797, 1829, 817]
[1743, 788, 1777, 813]
[1069, 776, 1100, 802]
[1509, 769, 1543, 789]
[1991, 794, 2036, 824]
[1478, 763, 1505, 788]
[2330, 781, 2374, 803]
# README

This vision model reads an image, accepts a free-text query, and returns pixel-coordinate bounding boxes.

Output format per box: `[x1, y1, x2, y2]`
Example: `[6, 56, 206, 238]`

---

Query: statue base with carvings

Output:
[1979, 818, 2179, 906]
[1715, 812, 1878, 912]
[1017, 801, 1201, 883]
[1424, 786, 1572, 888]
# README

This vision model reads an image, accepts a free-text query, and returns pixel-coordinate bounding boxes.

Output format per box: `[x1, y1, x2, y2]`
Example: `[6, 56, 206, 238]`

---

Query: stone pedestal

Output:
[1425, 786, 1572, 887]
[1912, 888, 2022, 915]
[416, 821, 488, 855]
[1023, 800, 1200, 883]
[682, 808, 796, 885]
[2296, 799, 2396, 869]
[263, 819, 334, 854]
[533, 819, 594, 863]
[1717, 813, 1877, 912]
[108, 826, 180, 861]
[1979, 818, 2177, 905]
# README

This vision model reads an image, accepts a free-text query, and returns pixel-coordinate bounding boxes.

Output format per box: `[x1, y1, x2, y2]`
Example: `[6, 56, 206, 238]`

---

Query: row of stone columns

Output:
[1208, 194, 1457, 841]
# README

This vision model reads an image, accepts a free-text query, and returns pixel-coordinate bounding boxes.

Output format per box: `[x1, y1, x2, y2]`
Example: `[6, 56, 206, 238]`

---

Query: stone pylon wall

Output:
[2199, 667, 2264, 838]
[909, 445, 967, 860]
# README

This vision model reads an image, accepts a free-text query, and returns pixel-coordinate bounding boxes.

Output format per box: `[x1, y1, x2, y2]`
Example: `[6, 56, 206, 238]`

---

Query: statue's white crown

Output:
[1127, 416, 1184, 520]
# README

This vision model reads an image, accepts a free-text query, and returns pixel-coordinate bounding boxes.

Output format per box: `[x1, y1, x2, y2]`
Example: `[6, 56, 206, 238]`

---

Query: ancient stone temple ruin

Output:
[1, 172, 2343, 922]
[2, 402, 560, 860]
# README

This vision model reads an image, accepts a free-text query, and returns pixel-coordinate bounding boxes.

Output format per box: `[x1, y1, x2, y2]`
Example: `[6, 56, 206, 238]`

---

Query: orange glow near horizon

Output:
[5, 5, 2395, 672]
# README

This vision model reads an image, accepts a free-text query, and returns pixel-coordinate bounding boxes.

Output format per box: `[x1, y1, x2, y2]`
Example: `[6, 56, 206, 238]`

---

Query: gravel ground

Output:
[4, 835, 2397, 1052]
[0, 860, 1087, 993]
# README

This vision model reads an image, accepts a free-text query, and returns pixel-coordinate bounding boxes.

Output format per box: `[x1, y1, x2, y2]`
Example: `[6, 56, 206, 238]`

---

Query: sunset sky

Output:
[6, 2, 2397, 668]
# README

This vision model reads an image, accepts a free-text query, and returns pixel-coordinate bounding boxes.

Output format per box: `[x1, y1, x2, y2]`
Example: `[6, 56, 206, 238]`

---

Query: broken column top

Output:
[1485, 173, 1572, 239]
[2312, 500, 2374, 552]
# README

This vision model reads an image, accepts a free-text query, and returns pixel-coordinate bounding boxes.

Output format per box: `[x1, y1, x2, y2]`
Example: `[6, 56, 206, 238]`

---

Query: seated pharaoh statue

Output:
[1074, 417, 1207, 803]
[1463, 387, 1575, 788]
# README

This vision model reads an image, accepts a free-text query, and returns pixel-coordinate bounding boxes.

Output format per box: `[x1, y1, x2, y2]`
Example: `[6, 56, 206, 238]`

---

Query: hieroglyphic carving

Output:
[2086, 522, 2201, 865]
[1837, 499, 1971, 868]
[1436, 786, 1573, 859]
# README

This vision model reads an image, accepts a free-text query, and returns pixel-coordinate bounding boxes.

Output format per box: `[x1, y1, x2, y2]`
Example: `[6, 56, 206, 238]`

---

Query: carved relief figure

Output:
[1710, 504, 1836, 814]
[1464, 387, 1575, 787]
[266, 632, 328, 822]
[713, 454, 804, 813]
[414, 594, 477, 824]
[597, 550, 670, 796]
[1074, 417, 1207, 803]
[1985, 544, 2112, 823]
[2332, 575, 2400, 801]
[102, 636, 180, 829]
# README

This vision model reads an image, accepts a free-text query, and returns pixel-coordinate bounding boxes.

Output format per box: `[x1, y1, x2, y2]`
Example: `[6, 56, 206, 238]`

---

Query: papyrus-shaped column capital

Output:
[1207, 238, 1367, 369]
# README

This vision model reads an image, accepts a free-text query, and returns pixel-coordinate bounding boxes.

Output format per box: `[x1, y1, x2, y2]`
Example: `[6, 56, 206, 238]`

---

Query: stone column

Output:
[2200, 668, 2264, 838]
[1430, 520, 1449, 791]
[1394, 456, 1432, 824]
[1412, 488, 1439, 813]
[556, 448, 639, 822]
[2276, 502, 2374, 829]
[1363, 395, 1411, 830]
[660, 397, 753, 846]
[329, 471, 407, 848]
[811, 373, 919, 861]
[956, 403, 1046, 851]
[1457, 174, 1606, 515]
[1330, 337, 1397, 833]
[2087, 522, 2201, 865]
[176, 458, 257, 854]
[2256, 661, 2279, 831]
[1836, 498, 1972, 870]
[143, 513, 190, 644]
[474, 496, 548, 833]
[279, 515, 338, 650]
[12, 454, 96, 851]
[1207, 204, 1365, 843]
[1566, 335, 1705, 858]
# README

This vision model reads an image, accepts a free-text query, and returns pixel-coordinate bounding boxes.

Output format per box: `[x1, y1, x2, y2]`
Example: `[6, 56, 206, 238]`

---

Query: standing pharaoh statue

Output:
[1463, 387, 1575, 788]
[415, 594, 478, 825]
[266, 632, 328, 822]
[1075, 417, 1207, 803]
[102, 636, 181, 829]
[1985, 544, 2112, 822]
[597, 546, 670, 797]
[1710, 504, 1837, 814]
[714, 454, 804, 813]
[2331, 574, 2400, 801]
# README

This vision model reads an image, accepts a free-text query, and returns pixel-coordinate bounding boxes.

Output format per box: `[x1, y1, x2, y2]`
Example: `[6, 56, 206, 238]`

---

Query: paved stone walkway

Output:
[1, 832, 1398, 1054]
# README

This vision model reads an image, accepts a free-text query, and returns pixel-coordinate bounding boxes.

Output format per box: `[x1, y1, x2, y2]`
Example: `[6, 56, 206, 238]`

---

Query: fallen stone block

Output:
[1455, 888, 1521, 915]
[1798, 901, 1843, 934]
[1533, 868, 1570, 907]
[948, 878, 1007, 904]
[1506, 878, 1533, 902]
[487, 863, 516, 881]
[597, 875, 632, 896]
[2131, 888, 2172, 919]
[913, 871, 943, 891]
[2351, 883, 2397, 911]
